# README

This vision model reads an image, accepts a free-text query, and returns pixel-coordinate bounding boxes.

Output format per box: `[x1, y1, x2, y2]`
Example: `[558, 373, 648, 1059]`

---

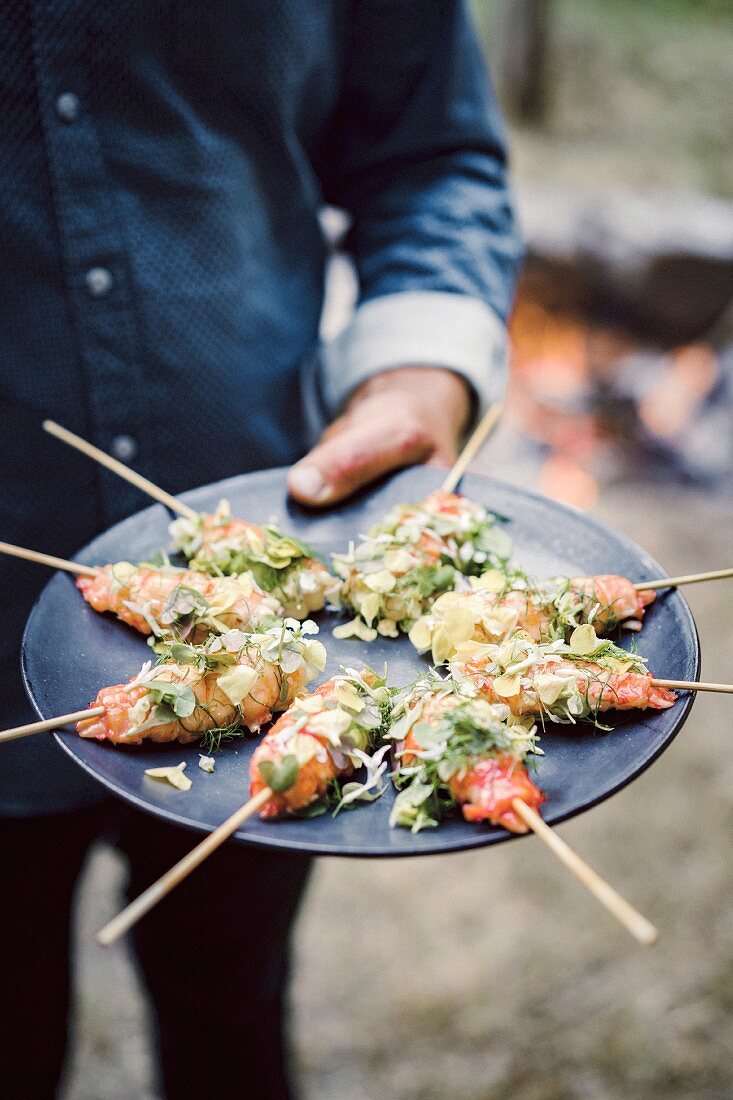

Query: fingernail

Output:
[289, 465, 331, 502]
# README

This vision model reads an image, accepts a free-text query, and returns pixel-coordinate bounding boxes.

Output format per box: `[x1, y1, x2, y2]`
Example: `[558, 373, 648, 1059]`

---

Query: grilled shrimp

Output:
[453, 647, 676, 721]
[76, 680, 188, 745]
[76, 624, 322, 745]
[250, 685, 344, 819]
[392, 689, 544, 834]
[169, 501, 339, 618]
[410, 574, 658, 662]
[333, 491, 510, 637]
[447, 755, 544, 832]
[570, 575, 655, 631]
[250, 671, 388, 819]
[76, 564, 282, 640]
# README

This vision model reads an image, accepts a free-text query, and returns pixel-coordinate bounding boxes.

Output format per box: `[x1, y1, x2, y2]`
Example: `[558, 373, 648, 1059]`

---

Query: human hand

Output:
[287, 367, 472, 507]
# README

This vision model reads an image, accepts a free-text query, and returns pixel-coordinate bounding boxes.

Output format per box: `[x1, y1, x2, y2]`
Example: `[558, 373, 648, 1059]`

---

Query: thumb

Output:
[288, 411, 434, 507]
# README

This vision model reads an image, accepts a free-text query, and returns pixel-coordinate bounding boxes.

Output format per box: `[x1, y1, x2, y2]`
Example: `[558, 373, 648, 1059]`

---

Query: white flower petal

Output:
[144, 762, 192, 791]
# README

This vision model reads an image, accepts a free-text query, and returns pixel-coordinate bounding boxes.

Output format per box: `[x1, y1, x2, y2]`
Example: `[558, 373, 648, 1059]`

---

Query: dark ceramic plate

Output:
[22, 467, 699, 857]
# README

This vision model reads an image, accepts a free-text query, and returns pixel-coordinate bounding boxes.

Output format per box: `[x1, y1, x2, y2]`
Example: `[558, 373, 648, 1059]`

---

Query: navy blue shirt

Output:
[0, 1, 521, 814]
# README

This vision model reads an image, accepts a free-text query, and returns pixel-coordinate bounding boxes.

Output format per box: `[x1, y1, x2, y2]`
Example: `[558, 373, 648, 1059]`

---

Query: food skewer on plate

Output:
[0, 541, 284, 640]
[1, 621, 326, 747]
[449, 627, 679, 722]
[167, 500, 338, 618]
[388, 672, 544, 834]
[43, 420, 339, 618]
[98, 659, 659, 947]
[332, 489, 513, 640]
[409, 570, 657, 663]
[97, 667, 392, 945]
[327, 404, 508, 639]
[76, 563, 284, 641]
[387, 672, 659, 944]
[78, 622, 325, 746]
[249, 667, 391, 819]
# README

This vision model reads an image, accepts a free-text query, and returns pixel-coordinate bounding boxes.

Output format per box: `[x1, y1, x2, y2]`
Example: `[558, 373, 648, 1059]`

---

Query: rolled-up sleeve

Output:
[315, 0, 523, 416]
[320, 290, 508, 414]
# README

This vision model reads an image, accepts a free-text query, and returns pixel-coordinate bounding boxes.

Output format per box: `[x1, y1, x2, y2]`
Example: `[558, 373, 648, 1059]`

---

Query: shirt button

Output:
[111, 435, 138, 462]
[56, 92, 81, 122]
[85, 267, 113, 297]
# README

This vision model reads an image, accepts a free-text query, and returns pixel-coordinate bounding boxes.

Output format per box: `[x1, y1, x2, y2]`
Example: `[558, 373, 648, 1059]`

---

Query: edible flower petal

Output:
[472, 569, 506, 593]
[333, 618, 378, 642]
[217, 664, 260, 706]
[570, 623, 602, 655]
[144, 762, 192, 791]
[491, 673, 522, 698]
[335, 744, 390, 811]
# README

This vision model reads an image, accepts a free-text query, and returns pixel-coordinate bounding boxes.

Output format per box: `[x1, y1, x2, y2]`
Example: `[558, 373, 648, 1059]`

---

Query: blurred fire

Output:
[538, 454, 599, 511]
[506, 291, 723, 508]
[638, 344, 719, 438]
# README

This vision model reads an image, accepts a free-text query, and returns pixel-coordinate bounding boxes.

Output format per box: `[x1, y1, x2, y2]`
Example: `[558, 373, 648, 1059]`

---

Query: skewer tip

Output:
[96, 926, 118, 949]
[512, 799, 660, 946]
[635, 923, 660, 948]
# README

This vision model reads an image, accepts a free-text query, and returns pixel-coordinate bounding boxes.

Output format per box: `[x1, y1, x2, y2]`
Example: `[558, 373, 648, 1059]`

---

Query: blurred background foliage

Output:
[469, 0, 733, 508]
[475, 0, 733, 198]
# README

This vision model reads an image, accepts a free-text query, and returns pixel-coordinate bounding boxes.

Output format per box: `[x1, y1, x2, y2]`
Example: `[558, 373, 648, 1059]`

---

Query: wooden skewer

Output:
[97, 786, 273, 946]
[0, 540, 100, 578]
[440, 403, 503, 494]
[0, 707, 105, 744]
[443, 411, 730, 593]
[635, 567, 733, 592]
[651, 678, 733, 695]
[43, 419, 199, 522]
[512, 799, 658, 945]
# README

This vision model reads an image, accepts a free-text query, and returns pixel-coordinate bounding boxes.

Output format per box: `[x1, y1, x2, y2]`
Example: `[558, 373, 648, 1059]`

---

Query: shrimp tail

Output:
[76, 574, 94, 599]
[648, 682, 677, 709]
[452, 756, 545, 834]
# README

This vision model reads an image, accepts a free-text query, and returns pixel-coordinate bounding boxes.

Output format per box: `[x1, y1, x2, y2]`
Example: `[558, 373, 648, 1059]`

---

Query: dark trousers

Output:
[0, 801, 311, 1100]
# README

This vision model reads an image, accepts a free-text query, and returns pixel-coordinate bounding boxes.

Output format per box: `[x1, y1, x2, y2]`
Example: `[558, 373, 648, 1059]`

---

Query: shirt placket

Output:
[30, 1, 149, 521]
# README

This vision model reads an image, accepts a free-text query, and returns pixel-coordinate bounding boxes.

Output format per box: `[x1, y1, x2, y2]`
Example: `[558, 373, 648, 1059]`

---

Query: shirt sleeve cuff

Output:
[319, 291, 508, 418]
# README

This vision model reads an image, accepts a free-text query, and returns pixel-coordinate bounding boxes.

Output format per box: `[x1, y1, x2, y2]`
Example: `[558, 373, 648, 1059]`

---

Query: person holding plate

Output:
[0, 3, 521, 1097]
